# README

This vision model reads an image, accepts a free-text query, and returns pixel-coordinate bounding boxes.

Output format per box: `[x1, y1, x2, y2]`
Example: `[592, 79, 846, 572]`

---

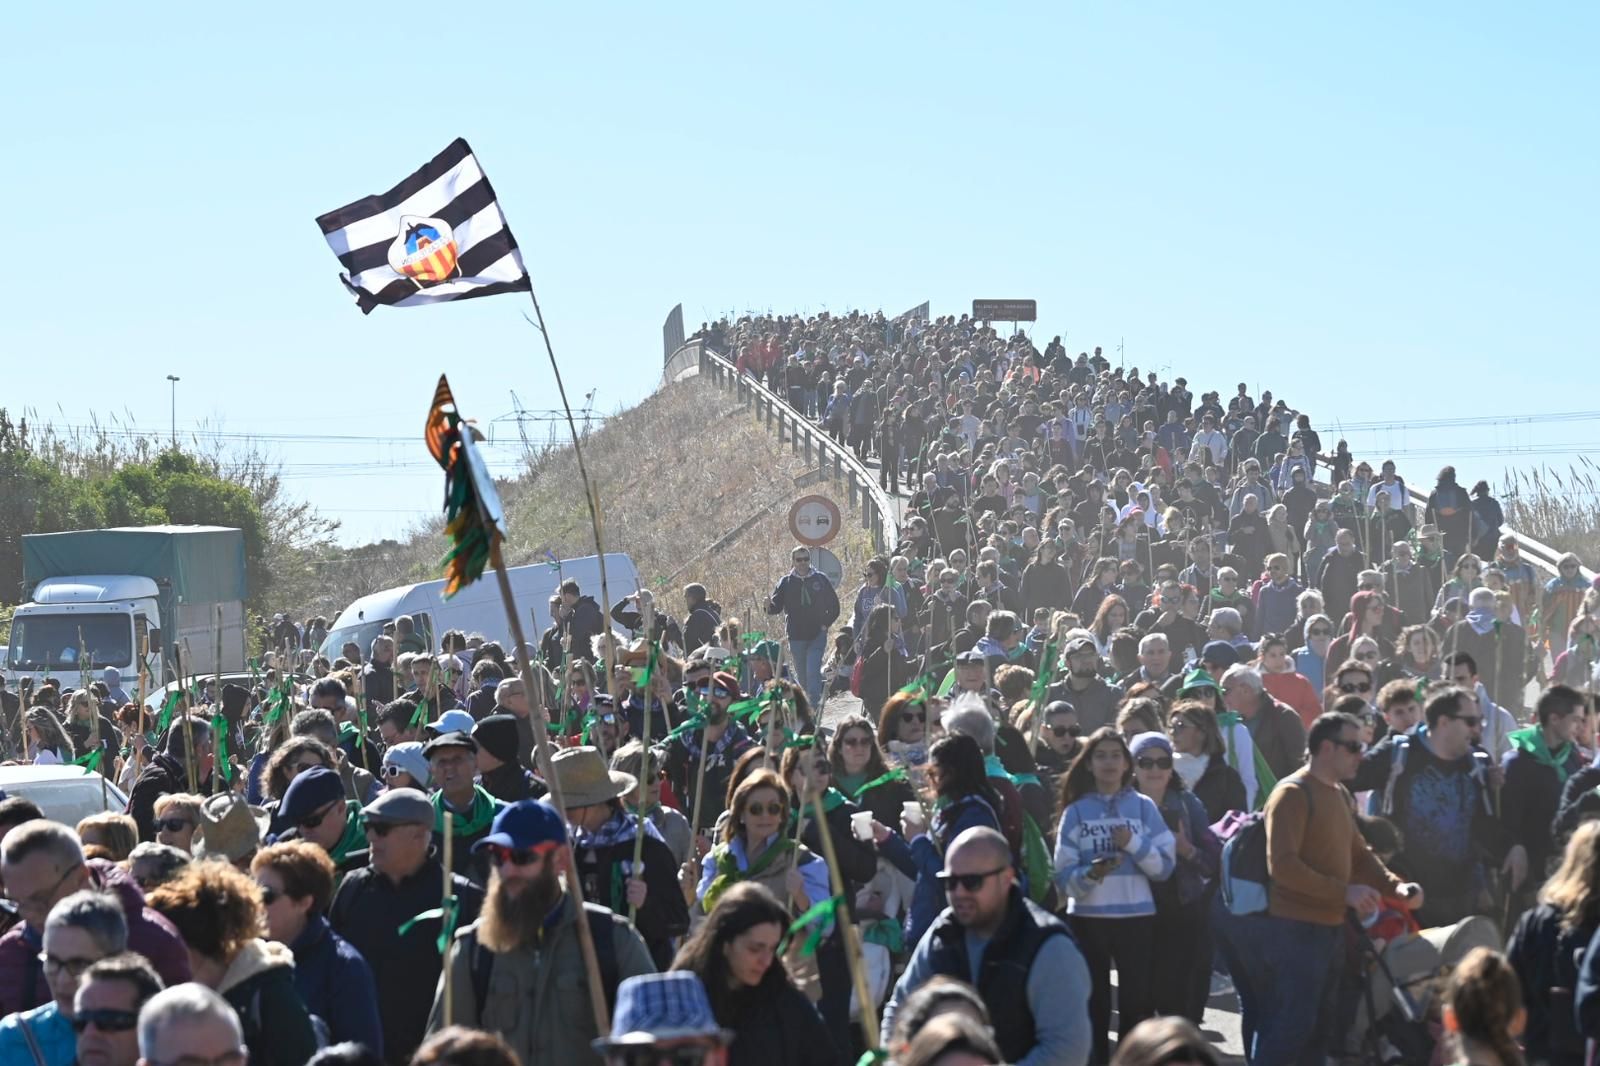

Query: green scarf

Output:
[792, 788, 847, 832]
[432, 786, 502, 837]
[846, 766, 908, 800]
[330, 801, 368, 865]
[703, 837, 797, 913]
[1508, 726, 1576, 785]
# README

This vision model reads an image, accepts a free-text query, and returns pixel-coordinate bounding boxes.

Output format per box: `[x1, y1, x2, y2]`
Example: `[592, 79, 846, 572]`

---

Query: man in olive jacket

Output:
[428, 799, 654, 1066]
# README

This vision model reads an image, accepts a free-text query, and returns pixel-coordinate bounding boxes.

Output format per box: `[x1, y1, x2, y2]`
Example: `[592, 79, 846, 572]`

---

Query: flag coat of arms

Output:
[316, 139, 531, 314]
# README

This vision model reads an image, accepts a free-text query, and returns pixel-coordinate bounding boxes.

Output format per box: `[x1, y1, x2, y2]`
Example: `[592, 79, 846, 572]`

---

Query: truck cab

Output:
[4, 575, 162, 689]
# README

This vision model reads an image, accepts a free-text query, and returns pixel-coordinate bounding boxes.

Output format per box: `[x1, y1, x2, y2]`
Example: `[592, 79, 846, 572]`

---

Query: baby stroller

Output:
[1342, 912, 1502, 1065]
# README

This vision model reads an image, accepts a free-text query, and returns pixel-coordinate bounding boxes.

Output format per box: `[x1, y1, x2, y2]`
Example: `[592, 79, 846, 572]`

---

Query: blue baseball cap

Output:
[472, 798, 567, 853]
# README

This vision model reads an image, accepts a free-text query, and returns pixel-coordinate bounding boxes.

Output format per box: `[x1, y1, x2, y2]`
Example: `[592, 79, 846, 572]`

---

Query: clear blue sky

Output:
[9, 3, 1595, 544]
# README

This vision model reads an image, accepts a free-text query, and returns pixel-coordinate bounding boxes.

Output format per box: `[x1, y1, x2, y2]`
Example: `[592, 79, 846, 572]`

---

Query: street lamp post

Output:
[166, 375, 180, 448]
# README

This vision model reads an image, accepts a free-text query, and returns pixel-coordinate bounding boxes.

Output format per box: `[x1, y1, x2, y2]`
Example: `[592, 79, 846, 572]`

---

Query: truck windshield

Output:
[320, 618, 391, 662]
[6, 614, 133, 671]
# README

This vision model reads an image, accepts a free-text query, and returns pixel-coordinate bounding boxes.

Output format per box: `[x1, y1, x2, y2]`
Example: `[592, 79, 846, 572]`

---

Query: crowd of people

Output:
[1, 306, 1598, 1066]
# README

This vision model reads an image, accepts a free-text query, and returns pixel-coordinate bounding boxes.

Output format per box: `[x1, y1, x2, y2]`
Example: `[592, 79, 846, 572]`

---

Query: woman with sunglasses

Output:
[379, 741, 431, 791]
[1435, 553, 1485, 614]
[904, 734, 1006, 950]
[252, 840, 382, 1054]
[148, 861, 319, 1066]
[829, 711, 918, 828]
[671, 882, 837, 1066]
[693, 770, 830, 926]
[1032, 701, 1082, 794]
[1129, 732, 1220, 1024]
[1325, 661, 1377, 715]
[151, 792, 204, 853]
[1167, 702, 1246, 823]
[1054, 726, 1175, 1062]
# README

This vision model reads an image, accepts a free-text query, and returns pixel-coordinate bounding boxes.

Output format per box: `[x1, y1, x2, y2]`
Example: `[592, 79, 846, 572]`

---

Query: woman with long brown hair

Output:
[690, 769, 829, 921]
[671, 882, 835, 1066]
[1507, 820, 1600, 1065]
[1054, 726, 1175, 1063]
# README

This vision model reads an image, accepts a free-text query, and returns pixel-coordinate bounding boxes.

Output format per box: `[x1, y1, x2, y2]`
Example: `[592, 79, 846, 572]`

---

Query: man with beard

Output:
[1046, 637, 1120, 734]
[661, 672, 754, 837]
[428, 799, 654, 1066]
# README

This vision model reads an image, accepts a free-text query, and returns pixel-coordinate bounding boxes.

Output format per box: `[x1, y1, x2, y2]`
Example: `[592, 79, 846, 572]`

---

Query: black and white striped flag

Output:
[315, 138, 531, 314]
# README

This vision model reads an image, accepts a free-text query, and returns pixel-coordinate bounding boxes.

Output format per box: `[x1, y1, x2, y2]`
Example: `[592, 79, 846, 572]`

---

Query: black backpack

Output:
[465, 907, 620, 1012]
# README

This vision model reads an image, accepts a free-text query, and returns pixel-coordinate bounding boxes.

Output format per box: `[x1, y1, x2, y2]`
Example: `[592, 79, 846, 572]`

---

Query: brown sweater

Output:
[1266, 769, 1402, 925]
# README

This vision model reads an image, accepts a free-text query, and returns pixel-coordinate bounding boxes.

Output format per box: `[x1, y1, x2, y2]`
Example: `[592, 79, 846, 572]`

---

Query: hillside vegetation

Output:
[297, 375, 876, 631]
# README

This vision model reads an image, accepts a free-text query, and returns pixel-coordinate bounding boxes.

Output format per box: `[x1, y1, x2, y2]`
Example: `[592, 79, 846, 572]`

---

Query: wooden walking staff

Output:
[174, 642, 198, 795]
[425, 375, 610, 1036]
[805, 773, 882, 1052]
[629, 599, 659, 923]
[213, 606, 225, 795]
[17, 678, 33, 762]
[441, 809, 455, 1022]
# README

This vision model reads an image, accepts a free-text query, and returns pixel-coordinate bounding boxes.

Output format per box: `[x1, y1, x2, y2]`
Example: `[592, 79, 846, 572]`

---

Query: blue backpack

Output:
[1212, 780, 1311, 916]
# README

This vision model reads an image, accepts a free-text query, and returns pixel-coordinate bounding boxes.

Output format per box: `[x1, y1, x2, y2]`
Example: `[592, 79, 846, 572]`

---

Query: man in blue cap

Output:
[593, 972, 731, 1066]
[427, 798, 654, 1066]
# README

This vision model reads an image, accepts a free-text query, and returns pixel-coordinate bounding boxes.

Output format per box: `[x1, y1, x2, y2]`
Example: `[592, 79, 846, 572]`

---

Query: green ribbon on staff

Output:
[210, 714, 232, 783]
[71, 749, 103, 774]
[155, 690, 184, 736]
[398, 894, 461, 954]
[848, 766, 908, 800]
[666, 712, 708, 741]
[727, 698, 765, 725]
[782, 893, 845, 957]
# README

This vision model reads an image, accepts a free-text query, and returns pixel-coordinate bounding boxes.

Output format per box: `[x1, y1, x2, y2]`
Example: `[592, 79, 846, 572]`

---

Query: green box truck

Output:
[5, 525, 248, 690]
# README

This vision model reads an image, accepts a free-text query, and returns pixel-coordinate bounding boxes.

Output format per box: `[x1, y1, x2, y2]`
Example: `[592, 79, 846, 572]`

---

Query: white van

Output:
[319, 553, 640, 660]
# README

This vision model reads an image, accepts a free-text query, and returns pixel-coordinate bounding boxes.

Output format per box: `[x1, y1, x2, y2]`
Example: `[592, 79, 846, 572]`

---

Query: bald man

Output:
[880, 828, 1092, 1066]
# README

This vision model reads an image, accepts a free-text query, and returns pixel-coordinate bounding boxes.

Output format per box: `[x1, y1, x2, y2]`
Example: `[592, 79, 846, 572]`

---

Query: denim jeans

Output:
[1212, 901, 1342, 1066]
[789, 634, 828, 711]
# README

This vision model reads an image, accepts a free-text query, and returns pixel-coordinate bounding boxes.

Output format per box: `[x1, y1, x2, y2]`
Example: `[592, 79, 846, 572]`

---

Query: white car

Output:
[0, 764, 129, 826]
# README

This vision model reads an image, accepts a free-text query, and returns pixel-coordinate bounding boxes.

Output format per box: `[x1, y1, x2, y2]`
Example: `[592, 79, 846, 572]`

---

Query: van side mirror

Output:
[147, 629, 162, 652]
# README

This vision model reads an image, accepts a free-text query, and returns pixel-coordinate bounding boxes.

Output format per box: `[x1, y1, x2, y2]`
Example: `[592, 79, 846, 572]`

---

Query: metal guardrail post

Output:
[663, 340, 901, 553]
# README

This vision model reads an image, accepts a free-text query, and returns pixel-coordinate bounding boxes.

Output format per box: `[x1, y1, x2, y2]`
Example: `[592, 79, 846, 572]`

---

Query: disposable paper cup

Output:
[850, 810, 874, 841]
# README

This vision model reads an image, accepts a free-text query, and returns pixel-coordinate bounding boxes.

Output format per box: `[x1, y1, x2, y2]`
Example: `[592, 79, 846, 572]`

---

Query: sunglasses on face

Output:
[380, 764, 410, 779]
[70, 1008, 140, 1034]
[1450, 714, 1483, 728]
[299, 801, 341, 830]
[156, 817, 193, 834]
[1339, 681, 1373, 694]
[1332, 739, 1365, 755]
[1048, 723, 1081, 738]
[744, 801, 786, 818]
[1135, 756, 1173, 771]
[840, 735, 871, 749]
[936, 866, 1006, 892]
[489, 844, 554, 867]
[258, 883, 282, 906]
[363, 820, 409, 837]
[902, 708, 926, 724]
